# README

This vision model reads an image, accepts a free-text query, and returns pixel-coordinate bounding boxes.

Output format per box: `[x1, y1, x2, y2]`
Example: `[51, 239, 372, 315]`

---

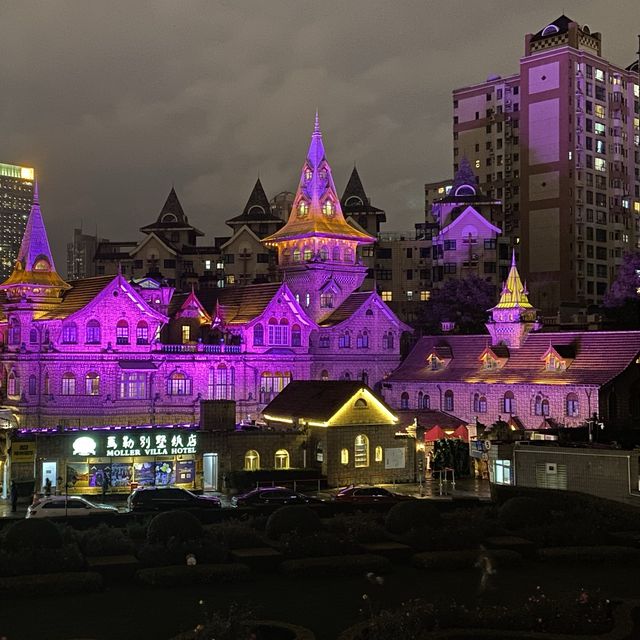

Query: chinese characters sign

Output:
[70, 430, 199, 458]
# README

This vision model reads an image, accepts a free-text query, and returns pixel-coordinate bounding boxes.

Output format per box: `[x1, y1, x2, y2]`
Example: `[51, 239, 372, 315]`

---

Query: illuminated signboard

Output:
[70, 430, 199, 458]
[0, 163, 35, 180]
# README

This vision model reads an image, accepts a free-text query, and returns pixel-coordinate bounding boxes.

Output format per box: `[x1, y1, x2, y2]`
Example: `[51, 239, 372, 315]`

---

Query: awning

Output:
[452, 425, 469, 442]
[118, 361, 158, 370]
[424, 426, 447, 442]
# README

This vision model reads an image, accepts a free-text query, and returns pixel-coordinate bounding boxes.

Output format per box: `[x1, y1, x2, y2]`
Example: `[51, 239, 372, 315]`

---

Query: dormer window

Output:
[33, 258, 50, 271]
[428, 354, 441, 371]
[546, 355, 565, 371]
[323, 200, 334, 217]
[298, 201, 309, 217]
[483, 355, 499, 370]
[304, 168, 313, 181]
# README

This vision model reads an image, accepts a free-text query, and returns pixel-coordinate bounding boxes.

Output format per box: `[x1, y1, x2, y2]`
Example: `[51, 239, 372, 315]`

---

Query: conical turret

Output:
[0, 183, 69, 300]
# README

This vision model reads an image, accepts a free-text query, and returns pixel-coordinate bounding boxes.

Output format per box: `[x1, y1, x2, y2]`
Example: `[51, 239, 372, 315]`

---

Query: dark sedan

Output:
[127, 486, 221, 512]
[333, 485, 415, 505]
[231, 486, 323, 508]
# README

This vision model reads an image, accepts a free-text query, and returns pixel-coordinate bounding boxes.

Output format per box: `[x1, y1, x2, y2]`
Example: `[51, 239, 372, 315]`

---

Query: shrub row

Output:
[0, 544, 85, 577]
[0, 572, 102, 596]
[137, 563, 250, 587]
[412, 549, 523, 570]
[538, 546, 640, 563]
[280, 554, 392, 578]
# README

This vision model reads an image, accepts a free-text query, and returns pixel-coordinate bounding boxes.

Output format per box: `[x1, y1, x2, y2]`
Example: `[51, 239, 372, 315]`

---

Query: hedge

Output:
[538, 546, 640, 563]
[279, 554, 392, 578]
[0, 572, 103, 597]
[136, 563, 250, 587]
[413, 549, 523, 570]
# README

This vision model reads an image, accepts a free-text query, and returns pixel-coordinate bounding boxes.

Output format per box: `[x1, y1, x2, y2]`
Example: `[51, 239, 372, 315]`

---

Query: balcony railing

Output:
[158, 343, 242, 354]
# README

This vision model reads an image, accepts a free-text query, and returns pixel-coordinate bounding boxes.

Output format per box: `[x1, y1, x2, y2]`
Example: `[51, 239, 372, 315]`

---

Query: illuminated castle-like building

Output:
[0, 117, 411, 431]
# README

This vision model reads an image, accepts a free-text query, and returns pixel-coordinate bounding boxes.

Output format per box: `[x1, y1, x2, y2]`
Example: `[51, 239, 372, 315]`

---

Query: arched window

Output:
[344, 247, 354, 263]
[332, 246, 341, 261]
[293, 248, 301, 262]
[291, 324, 301, 347]
[323, 199, 334, 216]
[86, 320, 101, 344]
[212, 364, 235, 400]
[268, 318, 288, 346]
[7, 370, 19, 396]
[8, 318, 20, 345]
[400, 392, 410, 409]
[61, 372, 76, 396]
[566, 393, 579, 417]
[116, 319, 129, 345]
[382, 332, 394, 350]
[320, 292, 334, 309]
[478, 396, 487, 413]
[356, 331, 369, 348]
[354, 398, 367, 408]
[541, 399, 550, 416]
[298, 200, 308, 217]
[503, 391, 515, 414]
[303, 246, 313, 261]
[342, 371, 351, 381]
[319, 245, 329, 261]
[534, 395, 543, 416]
[244, 450, 260, 471]
[444, 390, 454, 412]
[61, 323, 78, 344]
[362, 371, 369, 386]
[28, 374, 36, 396]
[85, 372, 100, 396]
[375, 445, 383, 462]
[340, 448, 349, 465]
[29, 328, 38, 344]
[418, 392, 431, 409]
[305, 292, 310, 307]
[274, 449, 290, 470]
[320, 369, 329, 381]
[253, 323, 264, 346]
[338, 331, 351, 348]
[167, 371, 192, 396]
[354, 434, 369, 468]
[136, 321, 149, 345]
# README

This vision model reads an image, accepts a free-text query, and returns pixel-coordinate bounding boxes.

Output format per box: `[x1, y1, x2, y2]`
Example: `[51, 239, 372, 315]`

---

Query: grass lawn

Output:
[3, 562, 640, 640]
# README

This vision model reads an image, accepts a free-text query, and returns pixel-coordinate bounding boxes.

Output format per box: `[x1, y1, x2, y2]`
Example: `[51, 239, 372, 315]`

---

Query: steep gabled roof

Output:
[211, 282, 284, 325]
[491, 251, 534, 311]
[340, 167, 384, 214]
[319, 291, 373, 327]
[226, 179, 283, 226]
[388, 331, 640, 387]
[140, 187, 204, 236]
[530, 15, 574, 42]
[262, 380, 396, 423]
[38, 276, 116, 319]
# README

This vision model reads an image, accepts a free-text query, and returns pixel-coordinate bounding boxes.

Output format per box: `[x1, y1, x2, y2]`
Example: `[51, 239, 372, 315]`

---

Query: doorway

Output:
[42, 461, 57, 492]
[203, 453, 218, 491]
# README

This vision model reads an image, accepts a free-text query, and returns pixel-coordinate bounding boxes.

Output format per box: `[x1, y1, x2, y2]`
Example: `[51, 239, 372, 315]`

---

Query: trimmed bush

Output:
[326, 513, 390, 544]
[280, 554, 391, 578]
[538, 546, 640, 563]
[413, 548, 523, 570]
[137, 563, 250, 587]
[147, 510, 203, 544]
[0, 572, 102, 597]
[126, 519, 150, 541]
[4, 518, 63, 551]
[80, 524, 134, 557]
[385, 500, 440, 535]
[280, 531, 360, 558]
[498, 497, 548, 530]
[137, 538, 227, 567]
[265, 505, 322, 539]
[0, 543, 85, 577]
[206, 521, 265, 550]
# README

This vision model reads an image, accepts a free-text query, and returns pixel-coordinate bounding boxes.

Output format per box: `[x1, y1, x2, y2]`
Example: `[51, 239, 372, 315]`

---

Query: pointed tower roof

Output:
[158, 187, 186, 222]
[451, 157, 477, 191]
[263, 115, 374, 245]
[1, 183, 69, 291]
[491, 250, 534, 310]
[341, 167, 368, 206]
[226, 179, 283, 226]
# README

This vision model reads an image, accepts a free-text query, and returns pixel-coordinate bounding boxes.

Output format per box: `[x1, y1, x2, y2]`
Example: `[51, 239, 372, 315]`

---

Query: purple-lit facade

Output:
[0, 118, 411, 492]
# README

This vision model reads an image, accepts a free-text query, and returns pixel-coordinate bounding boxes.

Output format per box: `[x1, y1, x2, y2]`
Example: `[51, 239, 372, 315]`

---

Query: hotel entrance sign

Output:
[70, 430, 199, 457]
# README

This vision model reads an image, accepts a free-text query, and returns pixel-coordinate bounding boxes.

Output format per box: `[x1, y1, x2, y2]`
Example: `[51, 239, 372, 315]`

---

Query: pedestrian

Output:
[101, 471, 109, 498]
[44, 477, 52, 497]
[10, 480, 18, 513]
[475, 544, 496, 596]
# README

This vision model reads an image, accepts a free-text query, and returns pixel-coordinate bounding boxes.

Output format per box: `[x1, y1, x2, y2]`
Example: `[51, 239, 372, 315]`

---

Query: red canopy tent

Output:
[452, 425, 469, 442]
[424, 426, 447, 442]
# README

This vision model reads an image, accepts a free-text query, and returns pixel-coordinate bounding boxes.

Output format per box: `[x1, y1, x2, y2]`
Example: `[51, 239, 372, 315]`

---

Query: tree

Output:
[415, 275, 496, 335]
[602, 251, 640, 329]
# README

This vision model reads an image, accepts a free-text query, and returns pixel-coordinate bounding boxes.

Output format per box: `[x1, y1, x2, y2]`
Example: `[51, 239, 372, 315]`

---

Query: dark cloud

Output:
[1, 0, 638, 272]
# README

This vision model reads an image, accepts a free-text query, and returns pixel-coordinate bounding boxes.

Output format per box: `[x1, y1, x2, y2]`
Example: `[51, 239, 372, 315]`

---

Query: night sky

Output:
[1, 1, 638, 274]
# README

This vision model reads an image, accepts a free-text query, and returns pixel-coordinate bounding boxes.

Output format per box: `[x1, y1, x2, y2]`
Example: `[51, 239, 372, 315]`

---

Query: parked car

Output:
[231, 486, 323, 508]
[333, 485, 415, 505]
[26, 496, 119, 518]
[127, 486, 221, 512]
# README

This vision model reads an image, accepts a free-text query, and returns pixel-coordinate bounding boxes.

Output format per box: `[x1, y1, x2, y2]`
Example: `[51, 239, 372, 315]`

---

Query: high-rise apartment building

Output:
[0, 163, 35, 280]
[452, 16, 640, 314]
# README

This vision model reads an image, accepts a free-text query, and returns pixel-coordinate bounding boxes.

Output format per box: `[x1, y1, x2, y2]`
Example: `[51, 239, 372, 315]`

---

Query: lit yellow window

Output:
[181, 325, 191, 343]
[420, 290, 431, 301]
[375, 446, 383, 462]
[381, 291, 392, 302]
[340, 448, 349, 465]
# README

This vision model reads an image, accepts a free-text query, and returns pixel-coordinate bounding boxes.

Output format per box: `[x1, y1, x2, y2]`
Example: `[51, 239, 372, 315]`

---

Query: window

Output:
[8, 318, 20, 345]
[60, 323, 77, 344]
[28, 374, 36, 395]
[320, 293, 334, 308]
[494, 460, 512, 485]
[293, 248, 301, 262]
[381, 291, 392, 302]
[7, 371, 19, 396]
[167, 371, 192, 396]
[320, 369, 329, 381]
[594, 68, 605, 82]
[267, 318, 289, 346]
[244, 450, 260, 471]
[116, 320, 129, 345]
[444, 240, 456, 251]
[594, 122, 606, 136]
[566, 393, 579, 417]
[319, 335, 330, 348]
[594, 158, 606, 172]
[418, 392, 430, 409]
[274, 449, 290, 470]
[319, 245, 329, 261]
[61, 372, 76, 396]
[338, 332, 351, 348]
[291, 324, 301, 347]
[303, 246, 313, 261]
[323, 200, 334, 216]
[375, 446, 383, 463]
[211, 364, 235, 400]
[260, 371, 292, 403]
[29, 328, 38, 344]
[181, 325, 190, 344]
[382, 332, 394, 350]
[133, 321, 148, 345]
[420, 291, 430, 301]
[400, 392, 409, 409]
[120, 372, 147, 399]
[444, 390, 454, 412]
[354, 435, 369, 468]
[473, 393, 487, 413]
[253, 323, 264, 346]
[340, 448, 349, 465]
[85, 372, 100, 396]
[502, 391, 515, 414]
[356, 331, 369, 348]
[86, 320, 101, 344]
[594, 104, 605, 119]
[484, 239, 497, 250]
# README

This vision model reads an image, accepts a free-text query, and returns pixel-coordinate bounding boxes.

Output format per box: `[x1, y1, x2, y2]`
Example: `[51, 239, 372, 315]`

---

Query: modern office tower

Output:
[66, 228, 101, 280]
[452, 16, 640, 314]
[0, 163, 35, 280]
[424, 178, 454, 220]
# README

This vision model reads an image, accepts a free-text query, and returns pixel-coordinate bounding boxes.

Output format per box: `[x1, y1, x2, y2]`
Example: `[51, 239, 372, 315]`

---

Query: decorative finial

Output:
[511, 248, 516, 268]
[314, 110, 320, 135]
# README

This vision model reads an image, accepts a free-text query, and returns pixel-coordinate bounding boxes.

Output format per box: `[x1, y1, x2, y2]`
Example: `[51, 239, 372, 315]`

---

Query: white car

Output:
[26, 496, 119, 518]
